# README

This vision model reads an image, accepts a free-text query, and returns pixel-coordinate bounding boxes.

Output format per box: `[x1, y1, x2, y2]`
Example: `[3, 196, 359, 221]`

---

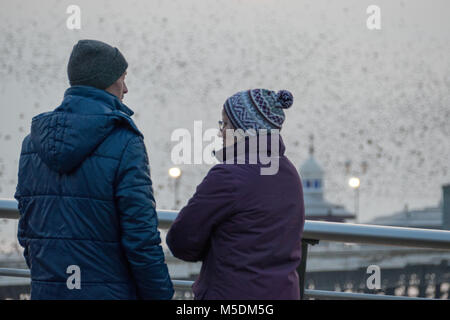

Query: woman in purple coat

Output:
[166, 89, 305, 299]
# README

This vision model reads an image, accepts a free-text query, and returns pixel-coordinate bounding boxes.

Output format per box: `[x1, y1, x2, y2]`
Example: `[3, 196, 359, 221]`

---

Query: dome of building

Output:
[298, 135, 354, 222]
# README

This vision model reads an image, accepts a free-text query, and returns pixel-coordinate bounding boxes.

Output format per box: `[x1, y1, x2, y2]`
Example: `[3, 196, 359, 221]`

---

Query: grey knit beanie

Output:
[67, 39, 128, 89]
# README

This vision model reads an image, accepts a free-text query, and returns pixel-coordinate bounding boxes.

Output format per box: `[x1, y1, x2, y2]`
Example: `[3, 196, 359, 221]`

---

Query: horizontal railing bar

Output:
[2, 198, 450, 249]
[302, 220, 450, 250]
[0, 199, 20, 219]
[0, 268, 433, 300]
[303, 289, 431, 300]
[0, 268, 31, 278]
[172, 280, 194, 290]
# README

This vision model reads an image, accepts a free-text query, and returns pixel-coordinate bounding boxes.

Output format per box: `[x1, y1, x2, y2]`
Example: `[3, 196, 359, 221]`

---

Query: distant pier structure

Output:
[299, 135, 355, 222]
[371, 184, 450, 230]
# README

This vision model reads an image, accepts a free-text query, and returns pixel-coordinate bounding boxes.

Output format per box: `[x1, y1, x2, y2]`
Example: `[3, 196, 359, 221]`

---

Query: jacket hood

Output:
[30, 86, 141, 174]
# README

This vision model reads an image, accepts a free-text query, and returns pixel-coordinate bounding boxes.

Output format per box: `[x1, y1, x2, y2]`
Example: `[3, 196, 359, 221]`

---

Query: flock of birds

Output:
[0, 1, 449, 254]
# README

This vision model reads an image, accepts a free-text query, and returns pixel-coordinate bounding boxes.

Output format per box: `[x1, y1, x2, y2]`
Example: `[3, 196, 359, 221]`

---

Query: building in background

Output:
[299, 140, 355, 223]
[370, 184, 450, 230]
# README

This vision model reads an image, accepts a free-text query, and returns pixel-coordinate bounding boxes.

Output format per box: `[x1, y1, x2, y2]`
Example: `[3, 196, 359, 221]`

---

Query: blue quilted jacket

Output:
[14, 85, 174, 300]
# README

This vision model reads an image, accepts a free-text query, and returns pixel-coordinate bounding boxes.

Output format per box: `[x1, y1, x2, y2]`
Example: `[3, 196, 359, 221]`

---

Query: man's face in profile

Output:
[106, 71, 128, 102]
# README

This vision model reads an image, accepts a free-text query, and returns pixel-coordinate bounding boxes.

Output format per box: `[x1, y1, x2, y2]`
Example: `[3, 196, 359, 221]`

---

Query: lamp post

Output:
[169, 167, 182, 210]
[348, 177, 360, 223]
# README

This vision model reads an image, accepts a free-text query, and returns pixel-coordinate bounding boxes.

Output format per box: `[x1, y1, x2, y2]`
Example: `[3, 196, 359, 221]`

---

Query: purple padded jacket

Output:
[167, 134, 305, 299]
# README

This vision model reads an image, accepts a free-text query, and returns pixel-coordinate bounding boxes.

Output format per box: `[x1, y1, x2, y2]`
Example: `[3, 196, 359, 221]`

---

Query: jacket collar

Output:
[63, 85, 134, 116]
[59, 85, 142, 137]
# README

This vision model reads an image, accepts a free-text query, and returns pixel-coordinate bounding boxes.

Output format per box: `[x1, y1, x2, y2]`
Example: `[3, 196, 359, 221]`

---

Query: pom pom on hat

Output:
[275, 90, 293, 109]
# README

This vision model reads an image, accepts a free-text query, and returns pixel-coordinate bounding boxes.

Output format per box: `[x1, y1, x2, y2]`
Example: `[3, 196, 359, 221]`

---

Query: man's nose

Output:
[123, 83, 128, 94]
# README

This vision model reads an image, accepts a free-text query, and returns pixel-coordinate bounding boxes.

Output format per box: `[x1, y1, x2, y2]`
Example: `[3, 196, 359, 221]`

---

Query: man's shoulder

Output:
[94, 126, 143, 159]
[19, 134, 34, 154]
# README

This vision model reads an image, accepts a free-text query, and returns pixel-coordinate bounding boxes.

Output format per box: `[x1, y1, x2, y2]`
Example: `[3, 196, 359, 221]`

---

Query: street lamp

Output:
[348, 177, 360, 223]
[169, 167, 181, 179]
[169, 167, 182, 210]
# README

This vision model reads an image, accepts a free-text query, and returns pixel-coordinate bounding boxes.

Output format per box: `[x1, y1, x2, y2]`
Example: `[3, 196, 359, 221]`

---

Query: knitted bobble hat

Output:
[224, 89, 294, 131]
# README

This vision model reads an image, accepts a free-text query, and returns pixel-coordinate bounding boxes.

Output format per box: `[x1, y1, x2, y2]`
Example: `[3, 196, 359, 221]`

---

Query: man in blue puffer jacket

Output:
[14, 39, 174, 299]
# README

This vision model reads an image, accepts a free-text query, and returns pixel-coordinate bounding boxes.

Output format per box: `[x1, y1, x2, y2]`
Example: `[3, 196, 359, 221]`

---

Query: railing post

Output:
[298, 238, 319, 300]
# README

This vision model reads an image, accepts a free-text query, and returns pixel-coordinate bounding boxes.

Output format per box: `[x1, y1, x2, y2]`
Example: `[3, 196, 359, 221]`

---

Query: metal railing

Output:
[1, 198, 449, 300]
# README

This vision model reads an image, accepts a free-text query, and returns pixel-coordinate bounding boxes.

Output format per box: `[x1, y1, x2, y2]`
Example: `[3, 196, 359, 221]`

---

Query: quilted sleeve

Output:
[166, 165, 237, 262]
[115, 136, 174, 300]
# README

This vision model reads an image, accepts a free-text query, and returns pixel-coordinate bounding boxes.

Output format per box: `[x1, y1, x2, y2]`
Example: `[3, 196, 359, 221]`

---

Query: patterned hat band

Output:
[224, 89, 293, 131]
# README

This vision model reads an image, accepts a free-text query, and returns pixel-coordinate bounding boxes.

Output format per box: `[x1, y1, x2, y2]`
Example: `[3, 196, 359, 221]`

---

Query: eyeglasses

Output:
[218, 120, 225, 130]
